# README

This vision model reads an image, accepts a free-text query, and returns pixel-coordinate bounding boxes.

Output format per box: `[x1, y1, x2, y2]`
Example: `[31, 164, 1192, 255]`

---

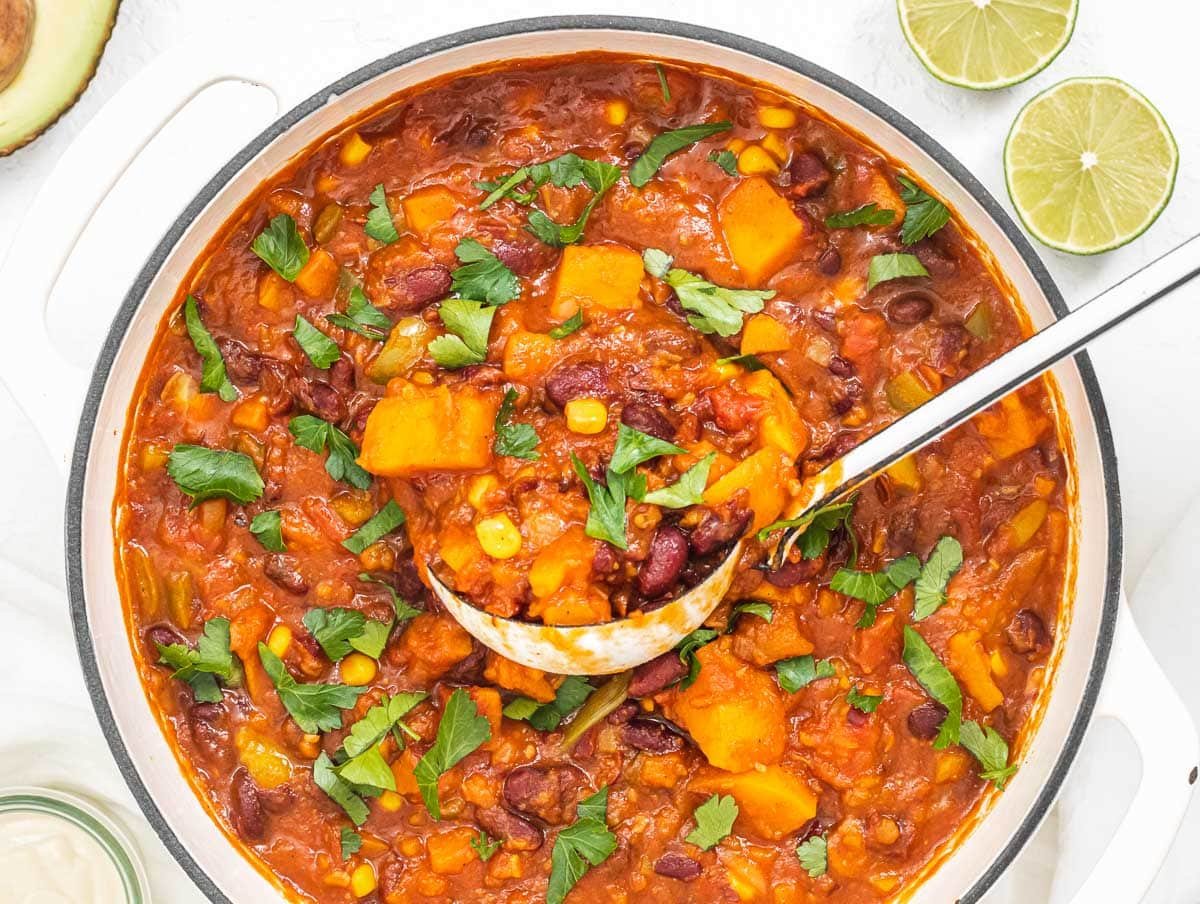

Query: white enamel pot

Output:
[2, 16, 1195, 904]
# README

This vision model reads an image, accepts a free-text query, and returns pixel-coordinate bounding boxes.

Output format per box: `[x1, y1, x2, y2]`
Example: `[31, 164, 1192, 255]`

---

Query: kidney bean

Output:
[1006, 609, 1049, 654]
[476, 806, 544, 851]
[811, 309, 837, 332]
[629, 651, 688, 697]
[884, 292, 935, 325]
[783, 152, 831, 199]
[433, 112, 493, 147]
[491, 238, 544, 277]
[817, 246, 842, 275]
[929, 325, 970, 371]
[405, 266, 452, 308]
[288, 376, 345, 423]
[445, 641, 487, 684]
[263, 555, 309, 595]
[907, 702, 949, 740]
[636, 526, 689, 598]
[765, 556, 824, 588]
[654, 852, 702, 880]
[620, 400, 676, 441]
[847, 706, 871, 727]
[796, 816, 834, 845]
[328, 356, 356, 393]
[914, 241, 959, 278]
[592, 544, 620, 578]
[230, 768, 266, 840]
[623, 717, 685, 754]
[217, 338, 264, 383]
[145, 624, 185, 651]
[544, 361, 611, 408]
[503, 765, 586, 826]
[828, 355, 855, 378]
[607, 701, 639, 725]
[688, 507, 752, 557]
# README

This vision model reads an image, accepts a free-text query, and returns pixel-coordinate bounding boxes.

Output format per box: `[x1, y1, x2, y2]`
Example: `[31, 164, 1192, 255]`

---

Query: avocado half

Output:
[0, 0, 120, 155]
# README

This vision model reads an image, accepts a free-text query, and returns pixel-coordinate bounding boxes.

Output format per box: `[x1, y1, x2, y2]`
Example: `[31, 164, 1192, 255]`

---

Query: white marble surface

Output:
[0, 1, 1195, 901]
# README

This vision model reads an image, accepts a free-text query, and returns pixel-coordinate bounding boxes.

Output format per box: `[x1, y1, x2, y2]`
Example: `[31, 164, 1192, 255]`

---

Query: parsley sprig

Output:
[503, 676, 593, 731]
[897, 175, 951, 245]
[289, 415, 371, 489]
[364, 184, 400, 244]
[775, 654, 836, 694]
[629, 121, 732, 187]
[428, 238, 520, 369]
[414, 688, 492, 818]
[293, 315, 341, 369]
[183, 296, 237, 402]
[156, 617, 240, 703]
[643, 248, 774, 336]
[167, 444, 264, 505]
[258, 643, 365, 734]
[494, 388, 540, 460]
[547, 788, 618, 904]
[252, 213, 309, 282]
[327, 286, 391, 341]
[686, 794, 738, 851]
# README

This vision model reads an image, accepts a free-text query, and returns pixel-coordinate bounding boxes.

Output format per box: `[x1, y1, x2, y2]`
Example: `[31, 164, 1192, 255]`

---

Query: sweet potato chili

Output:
[116, 55, 1072, 903]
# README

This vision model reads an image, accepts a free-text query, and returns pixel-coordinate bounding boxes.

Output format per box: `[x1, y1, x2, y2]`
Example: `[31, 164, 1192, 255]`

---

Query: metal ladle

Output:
[432, 235, 1200, 675]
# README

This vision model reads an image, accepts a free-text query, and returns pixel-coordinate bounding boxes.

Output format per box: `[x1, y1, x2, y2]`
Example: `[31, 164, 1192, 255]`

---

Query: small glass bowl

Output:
[0, 786, 150, 903]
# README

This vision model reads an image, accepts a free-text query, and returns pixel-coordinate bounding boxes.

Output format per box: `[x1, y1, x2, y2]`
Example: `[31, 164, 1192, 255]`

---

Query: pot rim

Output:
[63, 15, 1122, 903]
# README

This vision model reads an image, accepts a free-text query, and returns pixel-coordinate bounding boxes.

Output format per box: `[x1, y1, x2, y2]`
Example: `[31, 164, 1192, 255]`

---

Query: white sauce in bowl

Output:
[0, 810, 126, 903]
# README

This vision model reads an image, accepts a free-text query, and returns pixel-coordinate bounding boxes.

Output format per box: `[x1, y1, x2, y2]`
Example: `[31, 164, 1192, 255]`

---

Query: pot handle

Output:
[0, 43, 331, 472]
[1062, 599, 1197, 903]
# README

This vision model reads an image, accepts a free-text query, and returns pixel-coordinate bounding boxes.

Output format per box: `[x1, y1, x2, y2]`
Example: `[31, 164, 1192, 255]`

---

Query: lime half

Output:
[1004, 78, 1178, 255]
[898, 0, 1078, 90]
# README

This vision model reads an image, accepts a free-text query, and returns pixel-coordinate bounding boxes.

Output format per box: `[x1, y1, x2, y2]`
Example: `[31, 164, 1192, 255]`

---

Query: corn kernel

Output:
[140, 443, 171, 471]
[475, 515, 522, 559]
[267, 625, 293, 658]
[377, 790, 403, 812]
[757, 105, 798, 129]
[350, 862, 377, 897]
[411, 370, 435, 385]
[990, 648, 1009, 677]
[358, 541, 395, 572]
[299, 733, 321, 759]
[760, 131, 789, 162]
[604, 99, 629, 125]
[468, 474, 500, 511]
[726, 137, 748, 155]
[737, 144, 780, 176]
[565, 398, 608, 435]
[323, 870, 351, 888]
[315, 174, 338, 194]
[340, 132, 373, 167]
[399, 836, 424, 857]
[342, 652, 377, 686]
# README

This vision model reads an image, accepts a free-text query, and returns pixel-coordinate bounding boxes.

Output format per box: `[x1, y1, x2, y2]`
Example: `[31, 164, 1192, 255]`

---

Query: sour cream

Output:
[0, 810, 127, 903]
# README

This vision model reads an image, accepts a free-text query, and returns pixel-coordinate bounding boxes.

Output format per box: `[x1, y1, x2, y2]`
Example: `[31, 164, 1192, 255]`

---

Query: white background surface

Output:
[0, 1, 1196, 901]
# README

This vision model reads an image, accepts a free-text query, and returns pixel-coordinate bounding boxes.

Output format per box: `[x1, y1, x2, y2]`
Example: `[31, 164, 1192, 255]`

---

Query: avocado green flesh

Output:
[0, 0, 120, 155]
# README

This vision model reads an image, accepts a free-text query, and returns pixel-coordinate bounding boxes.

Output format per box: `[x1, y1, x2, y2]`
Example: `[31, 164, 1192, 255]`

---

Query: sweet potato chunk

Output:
[719, 177, 806, 283]
[740, 313, 791, 354]
[359, 383, 499, 476]
[703, 447, 792, 532]
[975, 393, 1046, 459]
[402, 186, 460, 238]
[947, 630, 1004, 712]
[693, 764, 817, 839]
[484, 652, 556, 703]
[666, 638, 786, 771]
[550, 244, 644, 318]
[293, 248, 339, 298]
[744, 369, 809, 459]
[730, 604, 814, 666]
[502, 330, 560, 380]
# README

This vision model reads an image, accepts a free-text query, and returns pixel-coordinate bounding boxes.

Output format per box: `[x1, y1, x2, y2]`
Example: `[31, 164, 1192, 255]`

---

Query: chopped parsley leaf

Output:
[471, 831, 503, 861]
[155, 617, 238, 703]
[494, 388, 540, 460]
[327, 286, 391, 341]
[166, 444, 264, 505]
[775, 654, 836, 693]
[867, 252, 929, 291]
[825, 203, 896, 229]
[258, 643, 364, 734]
[289, 415, 372, 489]
[251, 213, 309, 282]
[847, 686, 882, 713]
[912, 536, 963, 620]
[676, 628, 720, 690]
[450, 237, 520, 304]
[959, 721, 1017, 788]
[609, 423, 686, 474]
[708, 149, 738, 176]
[313, 752, 372, 826]
[414, 688, 492, 819]
[339, 827, 362, 860]
[293, 315, 341, 369]
[549, 310, 584, 339]
[525, 157, 621, 247]
[897, 175, 951, 245]
[901, 626, 962, 748]
[249, 509, 285, 552]
[428, 299, 496, 369]
[547, 788, 617, 904]
[642, 453, 715, 509]
[685, 793, 738, 851]
[642, 247, 774, 336]
[796, 834, 828, 877]
[503, 676, 594, 732]
[364, 184, 400, 244]
[728, 601, 773, 627]
[832, 553, 920, 627]
[629, 121, 732, 187]
[183, 296, 236, 401]
[655, 63, 671, 102]
[342, 500, 406, 555]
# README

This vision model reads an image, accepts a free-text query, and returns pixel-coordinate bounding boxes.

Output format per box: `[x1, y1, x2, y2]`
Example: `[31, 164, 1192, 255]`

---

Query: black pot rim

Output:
[64, 15, 1122, 904]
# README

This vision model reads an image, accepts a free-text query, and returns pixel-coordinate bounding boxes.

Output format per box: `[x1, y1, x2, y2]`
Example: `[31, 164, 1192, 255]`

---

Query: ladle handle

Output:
[804, 233, 1200, 513]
